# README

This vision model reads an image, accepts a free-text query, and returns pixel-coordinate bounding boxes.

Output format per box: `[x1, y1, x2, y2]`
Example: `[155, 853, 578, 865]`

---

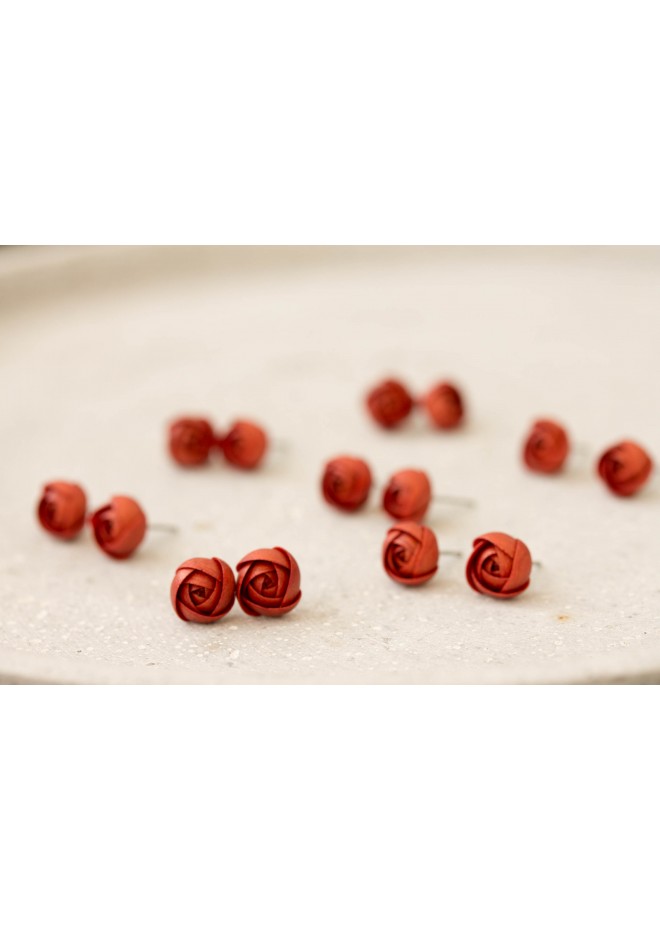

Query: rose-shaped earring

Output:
[382, 522, 440, 586]
[168, 416, 215, 466]
[321, 460, 472, 518]
[321, 455, 373, 512]
[170, 557, 235, 623]
[236, 547, 301, 617]
[421, 382, 465, 429]
[90, 495, 148, 559]
[597, 440, 653, 497]
[366, 378, 414, 429]
[382, 469, 432, 521]
[466, 532, 532, 599]
[219, 420, 269, 469]
[523, 419, 570, 474]
[37, 481, 87, 540]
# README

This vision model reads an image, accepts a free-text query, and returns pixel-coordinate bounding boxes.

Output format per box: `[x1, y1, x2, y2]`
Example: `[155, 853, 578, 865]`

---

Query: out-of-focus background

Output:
[1, 245, 660, 683]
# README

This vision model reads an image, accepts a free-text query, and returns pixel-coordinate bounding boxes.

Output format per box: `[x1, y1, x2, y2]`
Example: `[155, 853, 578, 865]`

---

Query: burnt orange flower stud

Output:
[466, 532, 532, 599]
[422, 382, 464, 429]
[382, 522, 439, 586]
[597, 441, 653, 497]
[170, 557, 236, 623]
[383, 469, 432, 521]
[366, 378, 414, 428]
[322, 455, 372, 512]
[90, 495, 147, 559]
[220, 420, 269, 469]
[168, 416, 215, 466]
[37, 481, 87, 540]
[523, 419, 570, 474]
[236, 547, 301, 617]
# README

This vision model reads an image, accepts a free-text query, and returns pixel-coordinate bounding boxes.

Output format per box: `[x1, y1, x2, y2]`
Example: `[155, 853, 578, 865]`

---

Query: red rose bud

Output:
[366, 378, 414, 428]
[597, 440, 653, 497]
[236, 547, 301, 617]
[322, 455, 372, 512]
[37, 481, 87, 540]
[170, 557, 236, 623]
[220, 420, 268, 469]
[90, 495, 147, 559]
[382, 469, 431, 521]
[523, 419, 570, 474]
[168, 416, 215, 466]
[382, 522, 439, 586]
[422, 382, 464, 429]
[466, 532, 532, 600]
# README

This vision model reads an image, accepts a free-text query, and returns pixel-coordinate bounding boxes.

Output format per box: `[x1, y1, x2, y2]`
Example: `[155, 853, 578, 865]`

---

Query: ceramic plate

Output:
[1, 246, 659, 683]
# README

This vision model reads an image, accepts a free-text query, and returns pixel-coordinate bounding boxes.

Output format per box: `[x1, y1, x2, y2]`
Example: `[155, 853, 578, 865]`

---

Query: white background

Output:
[2, 1, 659, 243]
[2, 1, 659, 928]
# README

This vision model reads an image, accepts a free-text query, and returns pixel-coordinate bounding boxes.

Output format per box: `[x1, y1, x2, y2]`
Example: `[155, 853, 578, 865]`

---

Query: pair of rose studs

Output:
[384, 523, 533, 600]
[171, 548, 301, 623]
[321, 457, 469, 521]
[37, 481, 151, 559]
[168, 416, 268, 470]
[366, 378, 465, 430]
[522, 420, 654, 496]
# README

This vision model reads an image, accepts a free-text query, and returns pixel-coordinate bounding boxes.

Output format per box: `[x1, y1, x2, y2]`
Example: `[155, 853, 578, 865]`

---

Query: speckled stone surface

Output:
[1, 246, 659, 684]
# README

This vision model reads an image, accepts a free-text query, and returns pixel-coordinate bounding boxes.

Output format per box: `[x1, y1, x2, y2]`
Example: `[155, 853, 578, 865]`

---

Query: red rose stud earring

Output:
[236, 547, 301, 617]
[321, 455, 373, 512]
[382, 469, 431, 521]
[171, 557, 236, 623]
[597, 440, 653, 496]
[90, 496, 148, 559]
[219, 420, 269, 469]
[168, 416, 215, 466]
[523, 419, 570, 474]
[167, 415, 270, 469]
[37, 481, 87, 540]
[366, 378, 414, 428]
[321, 458, 473, 517]
[421, 382, 465, 429]
[38, 482, 174, 558]
[382, 522, 439, 586]
[466, 532, 532, 599]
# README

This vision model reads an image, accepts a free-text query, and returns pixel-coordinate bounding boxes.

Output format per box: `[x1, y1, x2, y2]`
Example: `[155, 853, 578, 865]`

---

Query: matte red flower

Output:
[170, 557, 236, 623]
[597, 440, 653, 497]
[382, 469, 431, 521]
[236, 547, 301, 617]
[523, 419, 570, 474]
[37, 481, 87, 540]
[366, 378, 414, 428]
[422, 382, 464, 429]
[90, 495, 147, 559]
[220, 420, 268, 469]
[466, 532, 532, 600]
[382, 522, 439, 586]
[168, 416, 215, 466]
[322, 456, 372, 512]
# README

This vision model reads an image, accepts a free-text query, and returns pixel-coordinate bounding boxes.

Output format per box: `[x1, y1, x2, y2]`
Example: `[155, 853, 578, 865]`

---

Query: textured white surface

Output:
[1, 246, 660, 684]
